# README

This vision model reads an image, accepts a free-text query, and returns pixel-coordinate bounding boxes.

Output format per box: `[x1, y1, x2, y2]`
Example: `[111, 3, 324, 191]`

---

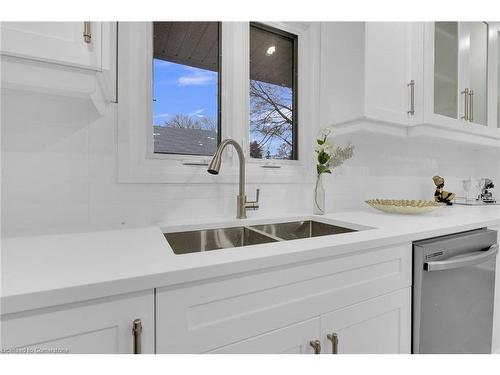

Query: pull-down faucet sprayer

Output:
[207, 138, 259, 219]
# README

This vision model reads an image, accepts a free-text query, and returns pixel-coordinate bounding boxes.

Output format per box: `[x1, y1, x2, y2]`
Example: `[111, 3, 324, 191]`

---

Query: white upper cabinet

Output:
[0, 22, 102, 70]
[363, 21, 498, 134]
[364, 22, 424, 126]
[423, 22, 498, 136]
[358, 21, 500, 146]
[0, 22, 116, 115]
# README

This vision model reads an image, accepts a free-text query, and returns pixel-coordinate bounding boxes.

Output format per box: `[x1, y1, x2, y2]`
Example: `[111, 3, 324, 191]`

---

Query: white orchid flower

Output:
[318, 126, 333, 139]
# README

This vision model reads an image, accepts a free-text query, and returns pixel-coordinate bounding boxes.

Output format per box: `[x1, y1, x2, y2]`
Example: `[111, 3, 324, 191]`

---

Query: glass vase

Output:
[313, 174, 325, 215]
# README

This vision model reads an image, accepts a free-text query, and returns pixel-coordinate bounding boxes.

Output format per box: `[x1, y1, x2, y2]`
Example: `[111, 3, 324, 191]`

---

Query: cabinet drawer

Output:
[156, 242, 411, 353]
[1, 290, 154, 354]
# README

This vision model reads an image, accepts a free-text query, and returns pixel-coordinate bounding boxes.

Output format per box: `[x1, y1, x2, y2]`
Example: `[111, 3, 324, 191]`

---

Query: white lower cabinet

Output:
[320, 288, 411, 354]
[156, 243, 412, 353]
[1, 290, 154, 354]
[1, 244, 412, 354]
[207, 288, 410, 354]
[207, 318, 321, 354]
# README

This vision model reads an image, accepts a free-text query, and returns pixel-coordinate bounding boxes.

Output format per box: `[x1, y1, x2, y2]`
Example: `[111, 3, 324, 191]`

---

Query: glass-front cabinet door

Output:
[466, 22, 488, 126]
[431, 21, 493, 129]
[433, 22, 459, 120]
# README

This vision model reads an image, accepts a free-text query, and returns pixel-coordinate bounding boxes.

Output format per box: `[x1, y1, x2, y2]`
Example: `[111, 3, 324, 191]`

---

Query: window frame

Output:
[151, 22, 222, 157]
[117, 22, 319, 184]
[249, 22, 299, 161]
[495, 27, 500, 130]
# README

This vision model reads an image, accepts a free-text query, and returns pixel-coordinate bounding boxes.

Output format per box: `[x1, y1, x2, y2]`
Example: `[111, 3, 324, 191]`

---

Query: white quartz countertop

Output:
[2, 205, 500, 315]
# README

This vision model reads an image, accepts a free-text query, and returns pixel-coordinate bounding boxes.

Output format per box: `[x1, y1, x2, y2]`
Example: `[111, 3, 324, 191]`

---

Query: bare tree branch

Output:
[249, 79, 294, 160]
[164, 113, 216, 131]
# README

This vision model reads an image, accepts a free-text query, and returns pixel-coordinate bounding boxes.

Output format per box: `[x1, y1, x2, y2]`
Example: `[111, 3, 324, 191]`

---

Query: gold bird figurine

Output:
[433, 175, 455, 205]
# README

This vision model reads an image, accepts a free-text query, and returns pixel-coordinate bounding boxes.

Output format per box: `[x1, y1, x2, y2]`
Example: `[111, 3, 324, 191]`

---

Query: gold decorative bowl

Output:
[365, 199, 446, 215]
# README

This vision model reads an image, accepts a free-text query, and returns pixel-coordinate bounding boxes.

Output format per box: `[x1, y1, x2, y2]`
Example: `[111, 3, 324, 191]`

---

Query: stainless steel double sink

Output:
[164, 220, 357, 255]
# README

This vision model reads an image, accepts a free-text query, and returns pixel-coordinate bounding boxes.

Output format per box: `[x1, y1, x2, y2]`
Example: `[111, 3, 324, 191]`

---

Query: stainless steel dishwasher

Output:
[413, 228, 498, 353]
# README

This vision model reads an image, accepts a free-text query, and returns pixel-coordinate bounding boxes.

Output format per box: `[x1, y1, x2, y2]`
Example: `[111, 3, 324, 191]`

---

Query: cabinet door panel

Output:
[365, 23, 423, 125]
[0, 22, 102, 70]
[207, 318, 320, 354]
[320, 288, 411, 354]
[1, 290, 154, 354]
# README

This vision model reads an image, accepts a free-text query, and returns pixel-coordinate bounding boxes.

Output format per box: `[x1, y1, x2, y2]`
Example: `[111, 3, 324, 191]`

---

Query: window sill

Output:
[118, 152, 312, 184]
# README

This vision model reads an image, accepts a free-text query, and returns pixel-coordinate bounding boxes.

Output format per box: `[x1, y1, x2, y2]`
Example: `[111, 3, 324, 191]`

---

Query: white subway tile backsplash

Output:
[2, 90, 499, 236]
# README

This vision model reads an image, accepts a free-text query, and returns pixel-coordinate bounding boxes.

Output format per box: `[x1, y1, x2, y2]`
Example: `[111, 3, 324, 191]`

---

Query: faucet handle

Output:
[245, 189, 260, 210]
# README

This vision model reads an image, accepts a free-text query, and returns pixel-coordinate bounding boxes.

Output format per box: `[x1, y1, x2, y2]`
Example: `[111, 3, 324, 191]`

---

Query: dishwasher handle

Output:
[424, 244, 498, 271]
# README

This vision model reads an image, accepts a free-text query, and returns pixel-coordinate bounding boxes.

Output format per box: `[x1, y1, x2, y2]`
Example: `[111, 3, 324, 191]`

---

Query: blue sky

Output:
[153, 58, 293, 159]
[153, 59, 218, 126]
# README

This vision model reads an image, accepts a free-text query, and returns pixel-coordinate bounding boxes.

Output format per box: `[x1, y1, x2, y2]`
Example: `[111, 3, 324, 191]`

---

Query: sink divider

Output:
[244, 226, 285, 242]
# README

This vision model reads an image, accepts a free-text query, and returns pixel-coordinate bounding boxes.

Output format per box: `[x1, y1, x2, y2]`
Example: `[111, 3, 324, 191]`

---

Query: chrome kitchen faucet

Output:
[207, 139, 259, 219]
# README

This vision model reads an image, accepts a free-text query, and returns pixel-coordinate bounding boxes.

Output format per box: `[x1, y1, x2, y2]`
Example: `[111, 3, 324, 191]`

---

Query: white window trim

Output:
[117, 22, 320, 184]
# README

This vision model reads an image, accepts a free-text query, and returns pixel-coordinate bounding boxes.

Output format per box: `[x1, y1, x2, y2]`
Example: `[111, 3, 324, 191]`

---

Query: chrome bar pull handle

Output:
[407, 80, 415, 115]
[461, 88, 469, 121]
[309, 340, 321, 354]
[468, 90, 474, 123]
[83, 22, 92, 44]
[327, 332, 339, 354]
[132, 319, 142, 354]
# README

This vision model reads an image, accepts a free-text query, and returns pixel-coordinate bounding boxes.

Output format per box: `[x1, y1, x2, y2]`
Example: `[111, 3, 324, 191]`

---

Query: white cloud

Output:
[154, 113, 171, 118]
[177, 67, 217, 86]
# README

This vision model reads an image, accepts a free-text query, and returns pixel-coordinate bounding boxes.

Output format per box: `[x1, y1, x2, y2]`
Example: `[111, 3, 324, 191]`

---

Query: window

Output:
[152, 22, 221, 156]
[119, 22, 312, 183]
[249, 23, 298, 160]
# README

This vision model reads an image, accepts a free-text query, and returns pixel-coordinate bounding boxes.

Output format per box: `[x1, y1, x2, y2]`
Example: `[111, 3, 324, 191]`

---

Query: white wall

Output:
[1, 22, 499, 236]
